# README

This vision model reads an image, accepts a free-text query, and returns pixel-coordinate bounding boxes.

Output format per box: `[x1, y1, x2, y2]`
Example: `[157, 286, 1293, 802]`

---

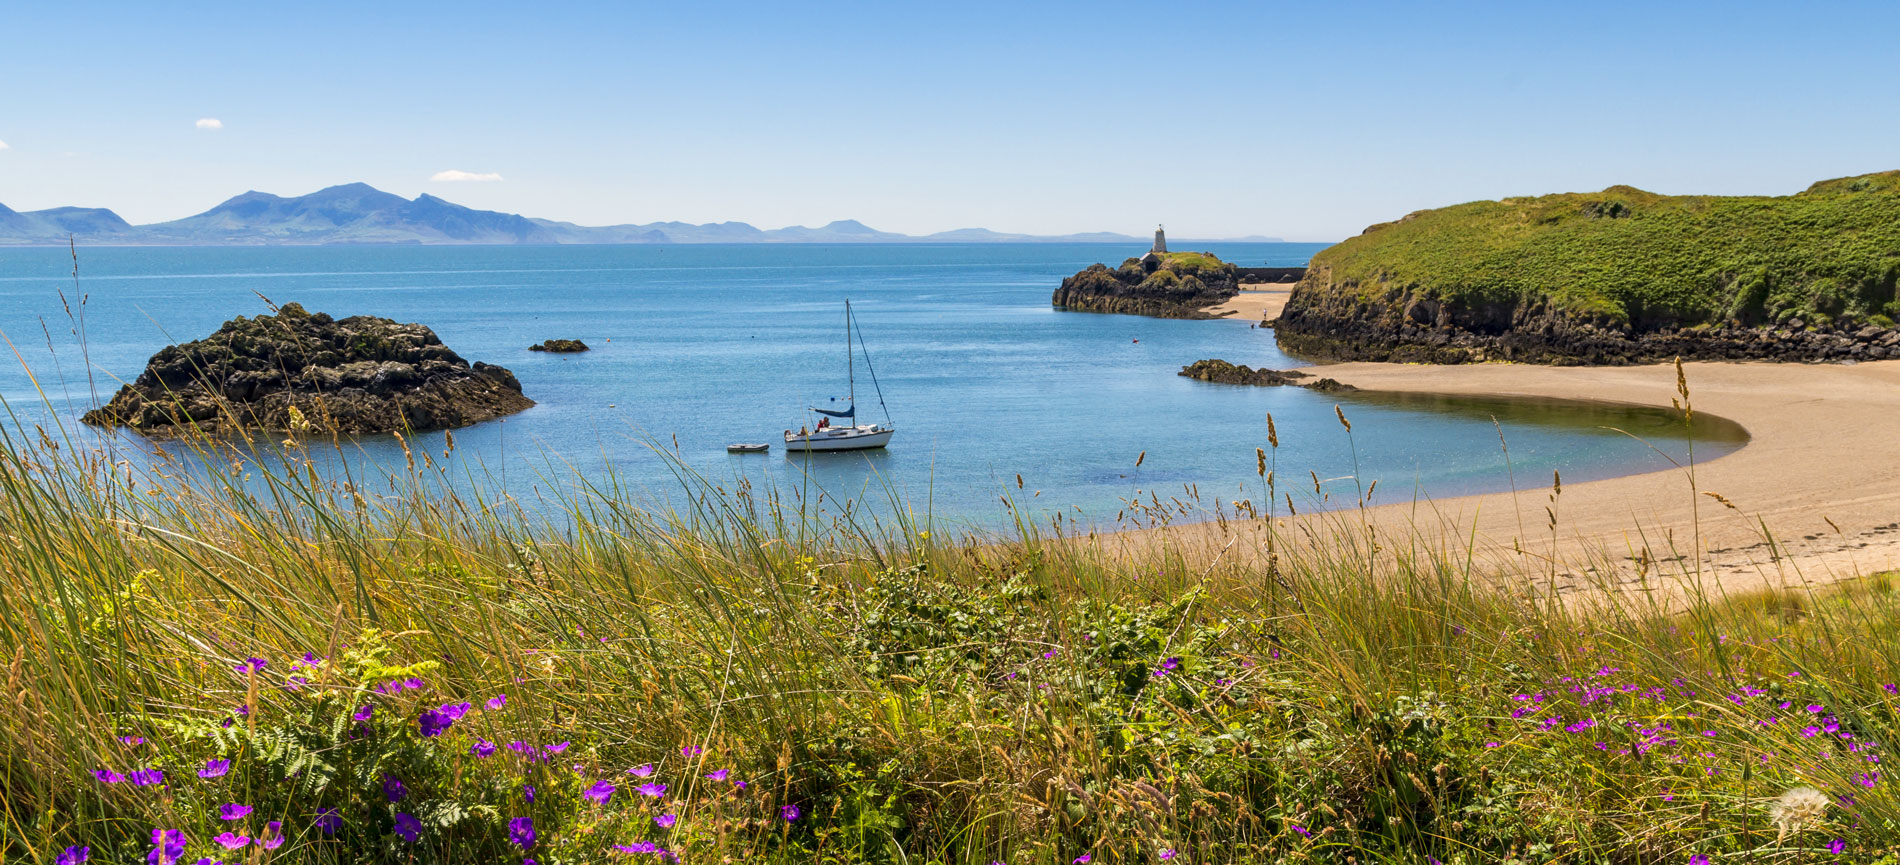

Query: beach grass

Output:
[5, 395, 1900, 865]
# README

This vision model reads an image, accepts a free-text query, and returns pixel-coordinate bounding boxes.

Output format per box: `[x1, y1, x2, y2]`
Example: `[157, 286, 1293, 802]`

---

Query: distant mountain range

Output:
[0, 183, 1285, 246]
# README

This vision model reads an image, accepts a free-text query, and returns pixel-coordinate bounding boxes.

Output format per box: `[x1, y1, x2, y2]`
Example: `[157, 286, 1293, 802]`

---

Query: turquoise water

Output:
[0, 243, 1744, 531]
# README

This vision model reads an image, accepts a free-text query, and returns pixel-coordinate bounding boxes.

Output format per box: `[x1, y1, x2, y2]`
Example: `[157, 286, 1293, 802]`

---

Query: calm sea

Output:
[0, 243, 1743, 532]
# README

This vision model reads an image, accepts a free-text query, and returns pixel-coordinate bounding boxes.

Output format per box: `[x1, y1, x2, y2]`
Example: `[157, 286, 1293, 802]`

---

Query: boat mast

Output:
[846, 300, 856, 426]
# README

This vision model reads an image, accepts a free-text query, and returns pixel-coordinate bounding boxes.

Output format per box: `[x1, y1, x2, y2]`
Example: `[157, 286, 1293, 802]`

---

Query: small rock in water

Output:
[528, 339, 590, 353]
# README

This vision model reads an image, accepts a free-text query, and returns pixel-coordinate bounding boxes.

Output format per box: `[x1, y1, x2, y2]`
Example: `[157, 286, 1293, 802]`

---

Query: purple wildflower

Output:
[486, 694, 507, 710]
[94, 769, 125, 784]
[1831, 839, 1846, 855]
[470, 739, 496, 758]
[199, 759, 231, 779]
[382, 774, 408, 803]
[392, 812, 421, 843]
[705, 768, 730, 781]
[120, 736, 146, 746]
[439, 701, 472, 721]
[260, 822, 284, 851]
[637, 782, 667, 798]
[655, 813, 677, 828]
[234, 658, 267, 674]
[681, 745, 702, 758]
[508, 816, 536, 850]
[1690, 855, 1711, 865]
[584, 780, 616, 805]
[218, 803, 252, 821]
[418, 708, 453, 737]
[545, 741, 570, 755]
[629, 764, 655, 778]
[129, 769, 165, 786]
[148, 829, 186, 865]
[1074, 856, 1091, 864]
[352, 705, 374, 722]
[1160, 852, 1177, 861]
[213, 832, 249, 850]
[57, 847, 89, 865]
[1291, 825, 1311, 838]
[313, 808, 342, 835]
[781, 804, 801, 822]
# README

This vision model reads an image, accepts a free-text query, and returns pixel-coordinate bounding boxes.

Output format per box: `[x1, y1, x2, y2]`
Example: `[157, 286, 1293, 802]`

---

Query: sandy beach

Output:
[1202, 284, 1295, 322]
[1102, 359, 1900, 598]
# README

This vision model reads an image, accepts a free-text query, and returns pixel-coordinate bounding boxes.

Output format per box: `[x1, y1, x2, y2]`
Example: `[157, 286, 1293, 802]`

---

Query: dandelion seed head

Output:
[1769, 785, 1830, 837]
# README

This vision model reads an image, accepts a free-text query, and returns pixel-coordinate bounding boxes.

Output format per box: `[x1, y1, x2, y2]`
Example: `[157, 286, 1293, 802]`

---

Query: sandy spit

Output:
[1092, 359, 1900, 599]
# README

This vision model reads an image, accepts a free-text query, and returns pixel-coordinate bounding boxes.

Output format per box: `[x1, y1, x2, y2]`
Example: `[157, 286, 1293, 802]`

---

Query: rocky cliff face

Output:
[1277, 276, 1900, 365]
[1052, 254, 1241, 319]
[83, 303, 534, 435]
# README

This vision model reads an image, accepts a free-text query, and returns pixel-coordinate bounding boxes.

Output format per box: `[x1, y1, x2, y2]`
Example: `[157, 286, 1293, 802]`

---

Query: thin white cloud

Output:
[0, 139, 9, 150]
[431, 170, 504, 182]
[195, 118, 223, 130]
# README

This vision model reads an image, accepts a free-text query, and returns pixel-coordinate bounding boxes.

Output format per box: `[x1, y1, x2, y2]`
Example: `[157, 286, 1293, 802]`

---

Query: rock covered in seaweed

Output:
[1178, 359, 1356, 392]
[1052, 252, 1241, 319]
[528, 339, 590, 353]
[82, 302, 534, 435]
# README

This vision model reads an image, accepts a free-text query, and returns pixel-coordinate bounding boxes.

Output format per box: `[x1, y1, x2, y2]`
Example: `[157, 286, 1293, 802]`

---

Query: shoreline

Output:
[1201, 283, 1294, 322]
[1099, 358, 1900, 597]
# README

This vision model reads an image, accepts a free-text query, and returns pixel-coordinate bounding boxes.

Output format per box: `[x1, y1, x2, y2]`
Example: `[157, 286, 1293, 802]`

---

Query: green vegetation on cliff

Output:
[1309, 171, 1900, 329]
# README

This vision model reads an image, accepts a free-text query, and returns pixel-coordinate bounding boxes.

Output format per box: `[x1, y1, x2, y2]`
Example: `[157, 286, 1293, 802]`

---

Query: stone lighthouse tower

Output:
[1152, 224, 1167, 254]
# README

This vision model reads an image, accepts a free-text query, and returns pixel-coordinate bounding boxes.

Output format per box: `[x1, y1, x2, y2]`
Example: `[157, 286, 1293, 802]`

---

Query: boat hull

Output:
[784, 425, 894, 452]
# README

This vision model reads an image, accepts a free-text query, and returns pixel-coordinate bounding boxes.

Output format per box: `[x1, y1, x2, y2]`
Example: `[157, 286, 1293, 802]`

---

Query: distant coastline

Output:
[0, 182, 1292, 247]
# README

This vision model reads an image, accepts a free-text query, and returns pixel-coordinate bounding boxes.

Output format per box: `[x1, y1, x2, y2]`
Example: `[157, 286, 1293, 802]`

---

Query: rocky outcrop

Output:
[1178, 359, 1356, 392]
[82, 303, 534, 435]
[1275, 172, 1900, 365]
[1052, 253, 1241, 319]
[529, 339, 590, 353]
[1277, 281, 1900, 365]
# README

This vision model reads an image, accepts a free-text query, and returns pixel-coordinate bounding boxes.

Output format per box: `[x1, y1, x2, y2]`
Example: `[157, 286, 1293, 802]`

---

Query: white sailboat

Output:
[784, 300, 895, 452]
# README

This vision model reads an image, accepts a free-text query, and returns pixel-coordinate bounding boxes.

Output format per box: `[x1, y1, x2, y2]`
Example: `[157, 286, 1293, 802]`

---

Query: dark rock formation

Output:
[82, 303, 534, 435]
[1277, 281, 1900, 365]
[1234, 266, 1307, 284]
[1178, 359, 1356, 392]
[1052, 253, 1241, 319]
[529, 339, 590, 353]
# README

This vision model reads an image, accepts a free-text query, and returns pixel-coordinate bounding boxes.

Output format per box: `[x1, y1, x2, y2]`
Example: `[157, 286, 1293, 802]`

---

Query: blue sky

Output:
[2, 0, 1896, 239]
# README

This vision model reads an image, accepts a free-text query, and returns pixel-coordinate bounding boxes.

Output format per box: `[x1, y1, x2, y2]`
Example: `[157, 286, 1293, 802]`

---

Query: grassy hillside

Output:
[1304, 171, 1900, 330]
[9, 404, 1900, 863]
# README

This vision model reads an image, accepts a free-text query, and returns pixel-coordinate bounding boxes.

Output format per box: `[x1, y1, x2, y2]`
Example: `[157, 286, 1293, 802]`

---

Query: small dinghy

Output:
[726, 442, 770, 453]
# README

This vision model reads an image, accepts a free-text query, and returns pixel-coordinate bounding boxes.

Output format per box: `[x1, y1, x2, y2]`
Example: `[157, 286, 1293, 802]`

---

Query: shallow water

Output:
[0, 243, 1745, 531]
